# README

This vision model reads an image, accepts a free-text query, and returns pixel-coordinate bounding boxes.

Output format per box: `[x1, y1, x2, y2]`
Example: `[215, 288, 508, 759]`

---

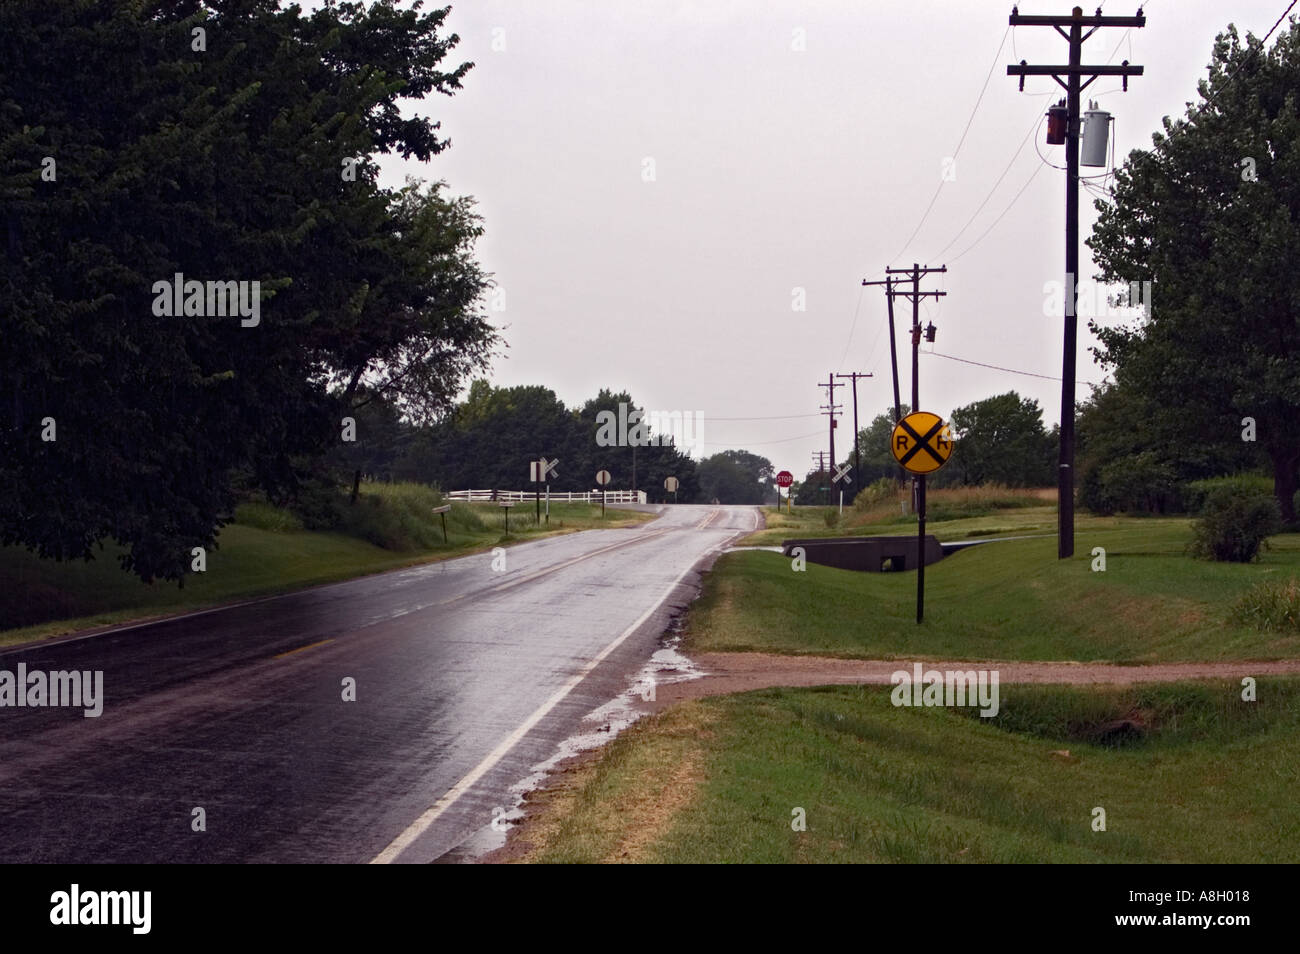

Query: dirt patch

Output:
[644, 652, 1300, 712]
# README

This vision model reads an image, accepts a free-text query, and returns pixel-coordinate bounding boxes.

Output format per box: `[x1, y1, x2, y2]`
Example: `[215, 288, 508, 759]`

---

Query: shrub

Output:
[1188, 485, 1282, 562]
[1231, 578, 1300, 631]
[852, 477, 897, 510]
[1183, 475, 1274, 514]
[292, 476, 348, 531]
[822, 508, 840, 528]
[338, 481, 449, 550]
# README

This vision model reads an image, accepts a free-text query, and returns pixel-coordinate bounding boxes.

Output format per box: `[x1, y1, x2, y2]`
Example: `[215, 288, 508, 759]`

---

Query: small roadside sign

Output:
[595, 470, 611, 486]
[775, 471, 794, 488]
[432, 504, 450, 543]
[498, 499, 516, 534]
[890, 411, 954, 475]
[664, 476, 679, 492]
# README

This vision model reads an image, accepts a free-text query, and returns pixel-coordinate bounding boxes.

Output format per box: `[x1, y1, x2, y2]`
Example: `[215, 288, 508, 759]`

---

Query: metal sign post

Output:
[917, 475, 926, 623]
[595, 469, 611, 517]
[499, 499, 516, 535]
[432, 504, 450, 543]
[531, 457, 558, 527]
[889, 411, 954, 624]
[776, 470, 793, 513]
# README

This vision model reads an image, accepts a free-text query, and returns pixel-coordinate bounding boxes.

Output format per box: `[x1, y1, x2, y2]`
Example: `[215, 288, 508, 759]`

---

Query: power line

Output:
[930, 102, 1048, 261]
[698, 429, 823, 447]
[948, 161, 1045, 264]
[836, 285, 866, 371]
[707, 413, 821, 421]
[927, 350, 1102, 387]
[1264, 0, 1299, 43]
[890, 24, 1011, 262]
[1179, 0, 1296, 127]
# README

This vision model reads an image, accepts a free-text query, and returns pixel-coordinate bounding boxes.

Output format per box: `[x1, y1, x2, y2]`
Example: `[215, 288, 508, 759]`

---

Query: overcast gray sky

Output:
[376, 0, 1290, 479]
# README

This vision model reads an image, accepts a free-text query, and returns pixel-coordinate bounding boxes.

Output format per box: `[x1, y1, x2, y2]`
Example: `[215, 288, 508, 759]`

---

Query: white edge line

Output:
[370, 521, 740, 864]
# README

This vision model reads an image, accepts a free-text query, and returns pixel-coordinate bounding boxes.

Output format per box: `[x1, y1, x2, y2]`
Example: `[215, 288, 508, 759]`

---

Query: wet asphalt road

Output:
[0, 505, 759, 863]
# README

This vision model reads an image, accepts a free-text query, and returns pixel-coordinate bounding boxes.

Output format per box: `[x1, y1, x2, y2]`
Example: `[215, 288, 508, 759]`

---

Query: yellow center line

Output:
[273, 638, 334, 660]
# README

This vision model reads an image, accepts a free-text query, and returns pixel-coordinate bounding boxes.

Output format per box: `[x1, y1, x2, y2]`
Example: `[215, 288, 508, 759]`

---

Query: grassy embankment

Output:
[758, 484, 1057, 545]
[506, 487, 1300, 863]
[0, 481, 653, 645]
[510, 680, 1300, 863]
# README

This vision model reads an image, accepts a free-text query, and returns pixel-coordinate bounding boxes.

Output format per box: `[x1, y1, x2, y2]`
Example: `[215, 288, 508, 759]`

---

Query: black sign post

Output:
[889, 411, 953, 624]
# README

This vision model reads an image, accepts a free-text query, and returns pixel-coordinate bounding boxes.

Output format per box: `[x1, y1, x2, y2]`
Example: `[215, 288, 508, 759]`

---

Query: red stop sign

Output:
[776, 470, 794, 488]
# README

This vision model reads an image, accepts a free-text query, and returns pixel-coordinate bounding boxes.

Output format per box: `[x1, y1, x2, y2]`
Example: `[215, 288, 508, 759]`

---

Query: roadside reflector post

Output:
[433, 504, 451, 543]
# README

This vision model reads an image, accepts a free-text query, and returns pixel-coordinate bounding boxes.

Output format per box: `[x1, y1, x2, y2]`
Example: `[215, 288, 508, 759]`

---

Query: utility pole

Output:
[1007, 4, 1145, 560]
[884, 264, 945, 626]
[818, 373, 842, 479]
[861, 276, 903, 424]
[886, 264, 946, 411]
[835, 372, 873, 489]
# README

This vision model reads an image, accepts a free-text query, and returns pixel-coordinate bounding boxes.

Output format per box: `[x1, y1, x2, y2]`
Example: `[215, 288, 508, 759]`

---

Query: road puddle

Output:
[443, 623, 704, 862]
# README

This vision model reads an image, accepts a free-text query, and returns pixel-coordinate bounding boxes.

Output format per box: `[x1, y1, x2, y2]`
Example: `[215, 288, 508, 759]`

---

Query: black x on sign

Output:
[890, 411, 954, 475]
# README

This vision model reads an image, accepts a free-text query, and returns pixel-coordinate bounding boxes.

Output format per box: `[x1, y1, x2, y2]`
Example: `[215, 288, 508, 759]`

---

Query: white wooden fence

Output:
[445, 489, 647, 504]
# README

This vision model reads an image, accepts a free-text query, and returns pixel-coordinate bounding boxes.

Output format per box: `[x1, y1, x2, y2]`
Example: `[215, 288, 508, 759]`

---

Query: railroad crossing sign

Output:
[530, 458, 559, 481]
[890, 411, 954, 475]
[664, 476, 679, 492]
[595, 469, 611, 486]
[775, 470, 794, 488]
[832, 463, 852, 484]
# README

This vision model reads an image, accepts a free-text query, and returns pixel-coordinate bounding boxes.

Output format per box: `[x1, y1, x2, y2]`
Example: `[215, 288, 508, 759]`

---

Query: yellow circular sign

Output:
[890, 411, 954, 475]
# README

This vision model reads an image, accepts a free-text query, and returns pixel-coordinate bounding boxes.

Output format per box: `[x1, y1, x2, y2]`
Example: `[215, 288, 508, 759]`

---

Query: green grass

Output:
[1230, 576, 1300, 632]
[0, 490, 653, 645]
[524, 680, 1300, 863]
[754, 486, 1056, 546]
[686, 519, 1300, 661]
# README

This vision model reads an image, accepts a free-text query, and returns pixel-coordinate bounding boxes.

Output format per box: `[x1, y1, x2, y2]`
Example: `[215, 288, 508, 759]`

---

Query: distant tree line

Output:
[331, 381, 793, 506]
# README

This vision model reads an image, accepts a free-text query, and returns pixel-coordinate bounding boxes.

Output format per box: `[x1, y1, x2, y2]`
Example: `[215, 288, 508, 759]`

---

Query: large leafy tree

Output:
[1076, 380, 1261, 513]
[1088, 18, 1300, 519]
[0, 0, 495, 580]
[947, 391, 1055, 487]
